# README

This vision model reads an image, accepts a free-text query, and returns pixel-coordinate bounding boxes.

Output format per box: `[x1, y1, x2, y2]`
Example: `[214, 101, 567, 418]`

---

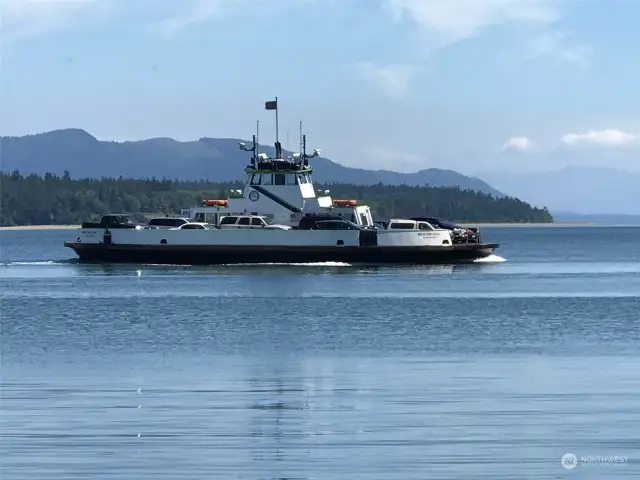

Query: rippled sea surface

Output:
[2, 227, 640, 479]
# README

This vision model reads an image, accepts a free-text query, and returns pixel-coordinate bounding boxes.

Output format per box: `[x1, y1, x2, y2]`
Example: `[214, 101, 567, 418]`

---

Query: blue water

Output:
[1, 227, 640, 479]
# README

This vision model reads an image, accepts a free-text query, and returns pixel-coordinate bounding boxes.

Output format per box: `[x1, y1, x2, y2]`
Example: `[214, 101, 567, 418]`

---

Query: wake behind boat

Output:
[64, 99, 500, 265]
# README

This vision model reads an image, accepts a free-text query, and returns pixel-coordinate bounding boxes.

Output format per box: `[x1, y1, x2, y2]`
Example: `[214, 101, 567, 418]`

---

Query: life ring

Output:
[202, 199, 228, 207]
[333, 199, 357, 207]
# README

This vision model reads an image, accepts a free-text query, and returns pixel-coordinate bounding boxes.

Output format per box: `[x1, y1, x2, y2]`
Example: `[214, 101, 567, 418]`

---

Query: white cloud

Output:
[150, 0, 229, 36]
[383, 1, 591, 72]
[0, 0, 275, 41]
[352, 62, 415, 100]
[502, 136, 533, 152]
[150, 0, 296, 37]
[0, 0, 101, 44]
[385, 0, 557, 45]
[529, 30, 591, 66]
[561, 129, 640, 148]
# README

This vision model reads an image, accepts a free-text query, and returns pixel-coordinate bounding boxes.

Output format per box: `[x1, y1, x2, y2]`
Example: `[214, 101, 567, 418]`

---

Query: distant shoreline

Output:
[0, 222, 598, 231]
[460, 222, 596, 227]
[0, 225, 80, 231]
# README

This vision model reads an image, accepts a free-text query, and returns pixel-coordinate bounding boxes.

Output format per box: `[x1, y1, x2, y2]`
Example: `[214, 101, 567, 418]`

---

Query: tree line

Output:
[0, 171, 553, 226]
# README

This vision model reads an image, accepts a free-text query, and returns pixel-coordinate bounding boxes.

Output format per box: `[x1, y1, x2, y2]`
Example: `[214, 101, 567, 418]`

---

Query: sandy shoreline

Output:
[0, 225, 80, 231]
[0, 222, 595, 231]
[460, 222, 596, 227]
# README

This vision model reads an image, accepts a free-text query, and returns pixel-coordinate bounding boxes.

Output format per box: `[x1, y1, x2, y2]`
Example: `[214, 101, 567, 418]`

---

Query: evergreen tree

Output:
[0, 172, 553, 226]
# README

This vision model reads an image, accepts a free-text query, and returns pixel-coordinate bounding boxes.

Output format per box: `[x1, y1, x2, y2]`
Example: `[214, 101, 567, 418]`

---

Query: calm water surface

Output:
[1, 227, 640, 479]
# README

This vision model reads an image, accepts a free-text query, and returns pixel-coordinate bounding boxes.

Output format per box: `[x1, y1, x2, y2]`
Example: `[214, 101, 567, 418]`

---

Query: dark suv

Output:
[146, 217, 189, 229]
[312, 220, 361, 230]
[298, 215, 361, 230]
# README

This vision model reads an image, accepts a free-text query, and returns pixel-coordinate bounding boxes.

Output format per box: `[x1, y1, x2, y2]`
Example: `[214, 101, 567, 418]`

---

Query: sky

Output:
[1, 0, 640, 176]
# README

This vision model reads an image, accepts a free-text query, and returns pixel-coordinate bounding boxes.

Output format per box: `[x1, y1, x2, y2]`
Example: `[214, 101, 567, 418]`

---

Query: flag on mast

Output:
[265, 97, 280, 145]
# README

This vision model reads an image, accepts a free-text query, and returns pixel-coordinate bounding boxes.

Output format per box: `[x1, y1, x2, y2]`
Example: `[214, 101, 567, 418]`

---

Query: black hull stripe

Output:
[251, 185, 303, 213]
[64, 242, 498, 265]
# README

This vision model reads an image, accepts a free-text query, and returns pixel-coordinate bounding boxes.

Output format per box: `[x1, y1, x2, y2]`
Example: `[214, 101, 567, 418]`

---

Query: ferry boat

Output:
[64, 102, 499, 265]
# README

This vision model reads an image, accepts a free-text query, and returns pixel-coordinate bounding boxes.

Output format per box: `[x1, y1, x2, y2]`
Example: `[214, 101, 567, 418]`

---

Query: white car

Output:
[170, 222, 216, 230]
[217, 215, 291, 230]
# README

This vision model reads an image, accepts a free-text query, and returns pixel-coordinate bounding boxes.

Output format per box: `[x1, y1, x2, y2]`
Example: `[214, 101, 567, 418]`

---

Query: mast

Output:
[299, 121, 303, 164]
[238, 132, 257, 168]
[265, 97, 281, 159]
[256, 120, 259, 158]
[302, 134, 307, 167]
[251, 135, 256, 167]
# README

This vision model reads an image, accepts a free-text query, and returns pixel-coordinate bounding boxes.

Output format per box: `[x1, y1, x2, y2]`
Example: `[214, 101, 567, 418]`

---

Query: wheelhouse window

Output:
[274, 173, 286, 185]
[250, 174, 261, 185]
[286, 174, 297, 185]
[261, 174, 272, 185]
[297, 174, 307, 184]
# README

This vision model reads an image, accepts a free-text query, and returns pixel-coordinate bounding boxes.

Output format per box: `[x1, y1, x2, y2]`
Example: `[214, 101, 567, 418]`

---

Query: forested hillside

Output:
[0, 171, 553, 226]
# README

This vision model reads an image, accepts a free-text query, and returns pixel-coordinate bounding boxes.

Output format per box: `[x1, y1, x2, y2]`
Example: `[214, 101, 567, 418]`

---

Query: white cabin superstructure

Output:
[182, 131, 375, 228]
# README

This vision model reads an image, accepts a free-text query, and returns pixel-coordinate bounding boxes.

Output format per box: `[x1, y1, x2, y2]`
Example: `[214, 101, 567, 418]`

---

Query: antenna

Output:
[252, 134, 256, 166]
[302, 134, 307, 166]
[299, 121, 303, 162]
[256, 120, 260, 157]
[238, 133, 257, 167]
[275, 96, 279, 144]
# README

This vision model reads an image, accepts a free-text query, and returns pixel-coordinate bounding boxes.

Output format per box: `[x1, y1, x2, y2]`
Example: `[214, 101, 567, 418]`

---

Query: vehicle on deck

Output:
[410, 217, 480, 244]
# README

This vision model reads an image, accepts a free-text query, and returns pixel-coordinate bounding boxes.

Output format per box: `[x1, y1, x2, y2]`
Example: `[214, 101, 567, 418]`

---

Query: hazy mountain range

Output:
[480, 166, 640, 216]
[552, 212, 640, 225]
[0, 129, 503, 196]
[2, 129, 639, 218]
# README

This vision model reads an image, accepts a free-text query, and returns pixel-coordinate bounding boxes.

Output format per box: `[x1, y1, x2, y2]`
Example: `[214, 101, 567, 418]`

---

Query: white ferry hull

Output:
[64, 228, 498, 265]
